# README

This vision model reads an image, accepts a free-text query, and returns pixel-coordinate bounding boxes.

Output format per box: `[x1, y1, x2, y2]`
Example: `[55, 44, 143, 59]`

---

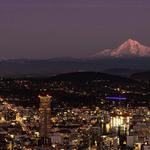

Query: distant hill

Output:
[131, 72, 150, 81]
[0, 58, 150, 77]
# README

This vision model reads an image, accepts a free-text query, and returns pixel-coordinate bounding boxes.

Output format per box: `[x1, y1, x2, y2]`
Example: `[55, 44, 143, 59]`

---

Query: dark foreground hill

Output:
[1, 71, 149, 108]
[48, 72, 132, 83]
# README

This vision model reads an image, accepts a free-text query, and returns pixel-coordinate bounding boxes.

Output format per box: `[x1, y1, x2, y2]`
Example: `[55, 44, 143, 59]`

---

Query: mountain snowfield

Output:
[92, 39, 150, 58]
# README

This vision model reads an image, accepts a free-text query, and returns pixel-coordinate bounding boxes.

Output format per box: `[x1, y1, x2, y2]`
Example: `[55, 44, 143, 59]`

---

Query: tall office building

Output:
[39, 95, 52, 138]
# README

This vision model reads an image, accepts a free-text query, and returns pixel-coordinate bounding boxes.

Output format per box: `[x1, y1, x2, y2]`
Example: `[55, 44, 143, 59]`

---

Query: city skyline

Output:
[0, 1, 150, 149]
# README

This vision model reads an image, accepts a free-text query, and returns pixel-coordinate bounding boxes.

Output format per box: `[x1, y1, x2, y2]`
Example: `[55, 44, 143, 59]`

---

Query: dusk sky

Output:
[0, 0, 150, 59]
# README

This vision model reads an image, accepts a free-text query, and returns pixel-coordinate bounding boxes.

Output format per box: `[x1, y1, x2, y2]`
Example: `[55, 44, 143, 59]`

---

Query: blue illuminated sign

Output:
[106, 96, 127, 101]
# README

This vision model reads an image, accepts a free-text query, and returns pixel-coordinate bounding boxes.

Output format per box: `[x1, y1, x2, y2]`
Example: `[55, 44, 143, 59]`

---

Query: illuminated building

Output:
[39, 95, 52, 138]
[110, 113, 130, 135]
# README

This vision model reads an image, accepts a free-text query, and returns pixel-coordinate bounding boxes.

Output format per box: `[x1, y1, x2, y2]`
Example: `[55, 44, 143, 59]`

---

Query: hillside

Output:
[131, 72, 150, 81]
[49, 72, 132, 83]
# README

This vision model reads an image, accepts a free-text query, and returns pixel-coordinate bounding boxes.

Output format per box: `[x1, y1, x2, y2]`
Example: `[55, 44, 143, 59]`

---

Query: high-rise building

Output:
[39, 95, 52, 138]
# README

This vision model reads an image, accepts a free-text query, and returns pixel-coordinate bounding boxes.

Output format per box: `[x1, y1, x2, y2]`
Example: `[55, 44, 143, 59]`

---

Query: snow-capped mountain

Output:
[92, 39, 150, 58]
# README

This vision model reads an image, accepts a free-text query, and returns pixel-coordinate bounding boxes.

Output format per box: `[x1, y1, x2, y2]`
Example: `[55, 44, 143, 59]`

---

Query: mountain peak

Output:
[92, 39, 150, 58]
[117, 39, 141, 52]
[127, 38, 137, 42]
[126, 38, 140, 45]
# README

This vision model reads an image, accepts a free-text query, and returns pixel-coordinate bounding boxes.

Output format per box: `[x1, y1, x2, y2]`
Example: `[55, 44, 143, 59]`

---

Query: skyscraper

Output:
[39, 95, 52, 138]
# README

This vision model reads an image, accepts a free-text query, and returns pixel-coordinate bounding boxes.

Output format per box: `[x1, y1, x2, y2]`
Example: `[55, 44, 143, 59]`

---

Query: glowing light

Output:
[10, 134, 14, 139]
[52, 144, 56, 148]
[111, 116, 124, 127]
[106, 96, 127, 101]
[106, 123, 110, 132]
